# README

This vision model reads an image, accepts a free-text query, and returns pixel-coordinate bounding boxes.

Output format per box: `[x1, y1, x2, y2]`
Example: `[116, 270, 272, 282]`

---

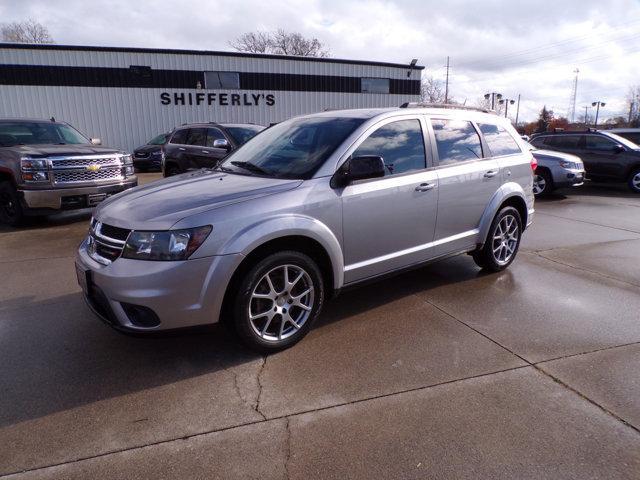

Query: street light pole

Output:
[484, 92, 502, 110]
[499, 98, 516, 119]
[591, 101, 605, 128]
[514, 94, 521, 127]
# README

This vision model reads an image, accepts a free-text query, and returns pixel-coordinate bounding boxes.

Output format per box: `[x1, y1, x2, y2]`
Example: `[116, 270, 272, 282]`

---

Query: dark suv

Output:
[530, 130, 640, 193]
[162, 123, 265, 177]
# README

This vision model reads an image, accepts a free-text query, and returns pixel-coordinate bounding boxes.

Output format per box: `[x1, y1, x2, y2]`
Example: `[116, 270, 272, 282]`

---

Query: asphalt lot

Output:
[1, 174, 640, 479]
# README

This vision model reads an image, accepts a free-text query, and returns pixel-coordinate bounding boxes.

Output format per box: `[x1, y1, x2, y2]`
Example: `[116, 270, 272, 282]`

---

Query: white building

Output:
[0, 43, 423, 152]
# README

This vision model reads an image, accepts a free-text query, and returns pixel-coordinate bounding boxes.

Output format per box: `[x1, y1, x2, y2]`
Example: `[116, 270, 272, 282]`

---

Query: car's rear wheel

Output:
[628, 168, 640, 193]
[233, 251, 324, 352]
[0, 181, 25, 226]
[532, 170, 553, 197]
[472, 206, 522, 272]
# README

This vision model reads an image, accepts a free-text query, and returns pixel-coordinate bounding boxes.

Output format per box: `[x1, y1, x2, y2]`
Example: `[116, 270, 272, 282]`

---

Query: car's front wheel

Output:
[472, 206, 522, 272]
[628, 168, 640, 194]
[164, 164, 181, 177]
[0, 181, 25, 226]
[233, 251, 325, 352]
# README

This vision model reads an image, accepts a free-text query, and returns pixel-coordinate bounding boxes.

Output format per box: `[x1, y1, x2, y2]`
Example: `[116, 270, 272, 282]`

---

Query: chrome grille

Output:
[54, 168, 123, 184]
[87, 221, 130, 265]
[53, 157, 122, 168]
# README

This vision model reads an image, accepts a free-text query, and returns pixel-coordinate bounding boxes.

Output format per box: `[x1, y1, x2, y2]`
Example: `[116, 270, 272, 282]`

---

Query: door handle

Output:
[484, 170, 498, 178]
[415, 182, 435, 192]
[179, 147, 186, 151]
[202, 150, 210, 154]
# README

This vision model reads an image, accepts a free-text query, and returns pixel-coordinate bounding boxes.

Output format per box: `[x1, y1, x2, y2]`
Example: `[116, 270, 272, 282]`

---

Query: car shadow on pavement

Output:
[0, 255, 494, 428]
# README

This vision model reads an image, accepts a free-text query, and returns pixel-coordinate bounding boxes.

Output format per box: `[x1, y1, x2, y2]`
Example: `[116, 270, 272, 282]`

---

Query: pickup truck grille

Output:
[48, 154, 125, 186]
[54, 168, 123, 184]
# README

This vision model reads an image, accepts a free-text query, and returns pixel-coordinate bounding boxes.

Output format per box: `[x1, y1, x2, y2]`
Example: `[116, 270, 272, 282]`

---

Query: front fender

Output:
[219, 214, 344, 289]
[477, 182, 528, 248]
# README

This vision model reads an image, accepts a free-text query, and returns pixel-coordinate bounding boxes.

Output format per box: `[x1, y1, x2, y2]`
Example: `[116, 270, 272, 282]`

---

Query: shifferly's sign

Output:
[160, 92, 275, 107]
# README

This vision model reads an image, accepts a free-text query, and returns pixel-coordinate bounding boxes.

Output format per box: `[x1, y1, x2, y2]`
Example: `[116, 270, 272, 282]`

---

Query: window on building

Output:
[478, 123, 522, 156]
[205, 71, 240, 89]
[353, 120, 426, 176]
[431, 119, 483, 165]
[361, 78, 390, 94]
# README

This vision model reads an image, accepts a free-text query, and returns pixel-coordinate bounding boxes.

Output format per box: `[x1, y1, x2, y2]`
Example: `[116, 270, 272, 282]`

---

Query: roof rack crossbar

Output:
[399, 102, 495, 114]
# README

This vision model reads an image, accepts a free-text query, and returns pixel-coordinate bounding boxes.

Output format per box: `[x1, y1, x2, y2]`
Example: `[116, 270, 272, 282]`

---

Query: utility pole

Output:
[629, 102, 635, 124]
[499, 98, 516, 120]
[444, 56, 450, 104]
[514, 94, 521, 127]
[592, 101, 605, 128]
[583, 106, 591, 126]
[484, 92, 502, 110]
[568, 68, 579, 123]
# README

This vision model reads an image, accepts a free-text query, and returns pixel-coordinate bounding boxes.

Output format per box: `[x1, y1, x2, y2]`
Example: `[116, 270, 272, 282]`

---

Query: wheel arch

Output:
[477, 185, 528, 249]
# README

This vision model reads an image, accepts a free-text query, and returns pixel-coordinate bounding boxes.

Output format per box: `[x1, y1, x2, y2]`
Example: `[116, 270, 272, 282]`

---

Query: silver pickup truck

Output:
[0, 118, 137, 225]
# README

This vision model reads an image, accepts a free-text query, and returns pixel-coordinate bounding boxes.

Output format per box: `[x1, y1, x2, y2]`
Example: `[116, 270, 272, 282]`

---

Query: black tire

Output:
[0, 181, 25, 226]
[232, 251, 324, 353]
[628, 168, 640, 194]
[472, 206, 523, 272]
[532, 169, 553, 197]
[164, 164, 181, 177]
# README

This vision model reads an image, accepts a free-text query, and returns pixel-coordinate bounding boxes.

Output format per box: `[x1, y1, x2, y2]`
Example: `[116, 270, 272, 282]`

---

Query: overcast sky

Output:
[2, 0, 639, 122]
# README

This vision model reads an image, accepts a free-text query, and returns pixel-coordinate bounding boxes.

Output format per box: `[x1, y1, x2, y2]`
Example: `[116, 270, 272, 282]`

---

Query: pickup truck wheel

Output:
[233, 251, 324, 353]
[628, 168, 640, 193]
[532, 170, 553, 197]
[472, 206, 522, 272]
[0, 181, 24, 226]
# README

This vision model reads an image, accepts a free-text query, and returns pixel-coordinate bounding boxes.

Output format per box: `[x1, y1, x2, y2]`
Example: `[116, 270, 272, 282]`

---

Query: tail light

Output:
[530, 154, 538, 172]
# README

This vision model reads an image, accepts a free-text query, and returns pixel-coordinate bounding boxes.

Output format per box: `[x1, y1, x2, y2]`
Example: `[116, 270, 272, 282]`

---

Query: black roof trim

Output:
[0, 43, 425, 71]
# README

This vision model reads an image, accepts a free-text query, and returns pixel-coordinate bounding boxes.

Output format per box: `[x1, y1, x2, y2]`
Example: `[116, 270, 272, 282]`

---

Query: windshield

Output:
[602, 132, 640, 150]
[0, 122, 89, 146]
[224, 125, 265, 145]
[148, 133, 168, 145]
[219, 116, 365, 179]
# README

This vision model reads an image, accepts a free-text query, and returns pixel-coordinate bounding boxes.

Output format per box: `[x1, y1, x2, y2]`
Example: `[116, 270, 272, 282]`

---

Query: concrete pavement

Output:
[1, 177, 640, 478]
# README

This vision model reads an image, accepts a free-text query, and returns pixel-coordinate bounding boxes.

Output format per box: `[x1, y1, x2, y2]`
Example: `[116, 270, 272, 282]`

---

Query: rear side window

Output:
[478, 123, 521, 156]
[169, 129, 189, 145]
[353, 119, 426, 176]
[547, 135, 581, 149]
[431, 119, 482, 166]
[185, 128, 207, 146]
[529, 137, 546, 148]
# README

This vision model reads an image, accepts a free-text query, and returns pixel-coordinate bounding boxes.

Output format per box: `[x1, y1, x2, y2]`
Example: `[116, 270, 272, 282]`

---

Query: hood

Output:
[134, 144, 162, 154]
[532, 149, 581, 163]
[14, 144, 121, 157]
[95, 170, 302, 230]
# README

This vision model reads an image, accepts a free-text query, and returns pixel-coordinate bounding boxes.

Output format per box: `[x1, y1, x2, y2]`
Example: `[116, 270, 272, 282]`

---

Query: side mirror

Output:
[90, 138, 102, 145]
[213, 138, 230, 150]
[331, 155, 385, 188]
[613, 144, 625, 154]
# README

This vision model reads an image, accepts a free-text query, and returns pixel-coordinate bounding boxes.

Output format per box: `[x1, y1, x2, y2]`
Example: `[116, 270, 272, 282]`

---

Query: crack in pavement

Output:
[536, 211, 640, 235]
[283, 417, 292, 480]
[255, 356, 267, 420]
[230, 357, 267, 421]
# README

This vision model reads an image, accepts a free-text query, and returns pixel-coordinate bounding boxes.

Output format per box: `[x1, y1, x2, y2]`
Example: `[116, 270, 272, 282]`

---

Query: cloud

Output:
[1, 0, 639, 121]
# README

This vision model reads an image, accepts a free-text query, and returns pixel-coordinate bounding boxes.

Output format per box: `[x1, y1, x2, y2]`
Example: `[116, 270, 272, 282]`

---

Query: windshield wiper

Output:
[214, 164, 235, 173]
[230, 161, 272, 176]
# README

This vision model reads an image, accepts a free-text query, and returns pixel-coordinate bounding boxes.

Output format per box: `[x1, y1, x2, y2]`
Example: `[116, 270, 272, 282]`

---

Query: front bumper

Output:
[75, 240, 244, 331]
[552, 168, 585, 188]
[20, 178, 138, 211]
[133, 157, 162, 169]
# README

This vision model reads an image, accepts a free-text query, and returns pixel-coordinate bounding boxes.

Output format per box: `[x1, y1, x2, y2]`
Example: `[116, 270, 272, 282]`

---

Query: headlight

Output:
[559, 160, 577, 169]
[21, 157, 49, 182]
[121, 154, 133, 165]
[124, 165, 135, 176]
[150, 150, 162, 157]
[122, 226, 212, 261]
[21, 158, 48, 170]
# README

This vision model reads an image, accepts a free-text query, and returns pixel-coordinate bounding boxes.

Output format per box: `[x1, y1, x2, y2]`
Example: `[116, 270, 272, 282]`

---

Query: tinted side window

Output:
[185, 128, 207, 146]
[479, 123, 522, 156]
[585, 135, 615, 150]
[548, 135, 581, 149]
[169, 128, 189, 145]
[618, 132, 640, 145]
[529, 137, 546, 148]
[353, 120, 426, 176]
[206, 128, 226, 147]
[431, 119, 482, 165]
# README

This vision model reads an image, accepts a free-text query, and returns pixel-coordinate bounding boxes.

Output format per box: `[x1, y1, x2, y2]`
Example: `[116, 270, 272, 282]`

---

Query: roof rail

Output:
[399, 102, 495, 114]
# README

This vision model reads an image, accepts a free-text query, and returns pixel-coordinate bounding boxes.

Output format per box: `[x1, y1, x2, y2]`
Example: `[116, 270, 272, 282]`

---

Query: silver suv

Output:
[76, 105, 535, 351]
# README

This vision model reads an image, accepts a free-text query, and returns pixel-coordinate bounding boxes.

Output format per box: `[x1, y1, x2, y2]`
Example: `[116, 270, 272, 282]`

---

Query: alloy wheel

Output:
[248, 264, 314, 341]
[491, 214, 519, 265]
[532, 174, 546, 195]
[633, 172, 640, 191]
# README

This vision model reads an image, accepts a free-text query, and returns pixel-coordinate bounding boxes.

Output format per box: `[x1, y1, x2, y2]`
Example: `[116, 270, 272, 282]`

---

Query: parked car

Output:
[162, 123, 265, 177]
[0, 118, 137, 226]
[76, 105, 535, 352]
[132, 133, 169, 172]
[526, 142, 585, 197]
[529, 130, 640, 193]
[606, 128, 640, 146]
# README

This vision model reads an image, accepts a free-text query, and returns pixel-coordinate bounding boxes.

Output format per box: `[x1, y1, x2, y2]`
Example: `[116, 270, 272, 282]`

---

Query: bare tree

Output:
[228, 31, 271, 54]
[1, 19, 54, 44]
[229, 29, 329, 57]
[627, 85, 640, 126]
[420, 75, 446, 103]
